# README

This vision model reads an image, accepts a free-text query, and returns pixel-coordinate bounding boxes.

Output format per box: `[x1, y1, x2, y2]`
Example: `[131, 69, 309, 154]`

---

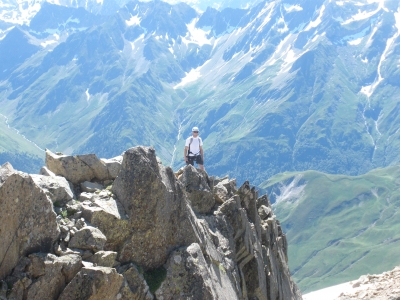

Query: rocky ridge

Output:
[338, 266, 400, 300]
[0, 146, 301, 300]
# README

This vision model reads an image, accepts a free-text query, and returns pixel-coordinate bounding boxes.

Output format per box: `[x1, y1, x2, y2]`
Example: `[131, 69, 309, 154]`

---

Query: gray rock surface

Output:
[25, 253, 82, 300]
[68, 226, 107, 252]
[100, 156, 123, 179]
[39, 166, 56, 176]
[0, 147, 302, 300]
[337, 266, 400, 300]
[0, 172, 60, 280]
[58, 267, 124, 300]
[179, 165, 215, 214]
[112, 147, 192, 269]
[30, 174, 74, 204]
[156, 243, 241, 300]
[81, 193, 129, 251]
[117, 264, 154, 300]
[213, 182, 229, 204]
[45, 149, 110, 184]
[86, 251, 117, 268]
[80, 181, 104, 193]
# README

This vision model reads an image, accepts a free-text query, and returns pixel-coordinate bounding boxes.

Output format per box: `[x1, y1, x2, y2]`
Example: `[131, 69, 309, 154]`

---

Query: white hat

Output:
[192, 126, 199, 132]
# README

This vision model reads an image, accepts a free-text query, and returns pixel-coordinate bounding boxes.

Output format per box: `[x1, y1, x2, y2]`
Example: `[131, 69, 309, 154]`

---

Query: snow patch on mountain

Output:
[174, 66, 202, 88]
[183, 18, 212, 46]
[342, 26, 369, 45]
[283, 4, 302, 13]
[341, 2, 383, 25]
[348, 37, 363, 45]
[85, 88, 90, 102]
[361, 8, 400, 98]
[304, 4, 325, 31]
[0, 0, 41, 25]
[256, 2, 275, 33]
[40, 33, 59, 47]
[126, 14, 140, 26]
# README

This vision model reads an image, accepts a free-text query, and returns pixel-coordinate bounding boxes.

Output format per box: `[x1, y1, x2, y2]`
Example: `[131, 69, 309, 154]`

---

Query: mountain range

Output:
[1, 0, 400, 187]
[1, 0, 400, 295]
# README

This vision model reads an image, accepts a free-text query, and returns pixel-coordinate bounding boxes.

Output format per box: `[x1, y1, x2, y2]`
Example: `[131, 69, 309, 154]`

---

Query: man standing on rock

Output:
[184, 126, 204, 170]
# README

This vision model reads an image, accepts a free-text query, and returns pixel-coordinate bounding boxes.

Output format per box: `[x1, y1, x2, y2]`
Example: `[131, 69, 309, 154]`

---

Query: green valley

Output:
[262, 166, 400, 293]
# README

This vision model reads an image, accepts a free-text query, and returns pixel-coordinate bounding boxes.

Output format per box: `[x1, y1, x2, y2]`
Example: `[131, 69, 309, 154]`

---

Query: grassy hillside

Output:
[0, 115, 44, 173]
[260, 166, 400, 293]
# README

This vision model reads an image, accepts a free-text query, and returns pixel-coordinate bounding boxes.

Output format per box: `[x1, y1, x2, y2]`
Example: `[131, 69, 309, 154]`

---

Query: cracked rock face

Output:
[0, 172, 60, 280]
[112, 147, 192, 269]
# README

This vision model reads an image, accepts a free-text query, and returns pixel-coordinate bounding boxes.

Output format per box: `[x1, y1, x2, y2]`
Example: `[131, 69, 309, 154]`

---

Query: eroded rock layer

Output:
[0, 147, 302, 300]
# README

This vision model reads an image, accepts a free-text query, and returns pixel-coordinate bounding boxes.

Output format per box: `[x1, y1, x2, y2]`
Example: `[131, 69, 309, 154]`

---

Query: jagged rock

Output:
[258, 205, 272, 220]
[68, 226, 107, 252]
[100, 156, 123, 179]
[80, 181, 104, 193]
[45, 149, 110, 184]
[112, 146, 193, 269]
[0, 162, 15, 186]
[220, 178, 237, 195]
[0, 172, 60, 280]
[58, 267, 123, 300]
[86, 251, 117, 268]
[25, 253, 82, 300]
[30, 174, 74, 204]
[39, 166, 56, 176]
[117, 264, 153, 300]
[178, 164, 215, 214]
[156, 243, 241, 300]
[213, 182, 229, 203]
[0, 147, 301, 299]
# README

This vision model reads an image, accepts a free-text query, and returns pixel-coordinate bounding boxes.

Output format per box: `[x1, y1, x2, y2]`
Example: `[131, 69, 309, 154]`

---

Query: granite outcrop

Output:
[0, 147, 302, 300]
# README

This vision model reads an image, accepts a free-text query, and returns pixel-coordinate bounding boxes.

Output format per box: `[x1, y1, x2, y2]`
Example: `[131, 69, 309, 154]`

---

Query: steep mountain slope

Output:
[0, 113, 43, 172]
[261, 165, 400, 293]
[0, 0, 399, 184]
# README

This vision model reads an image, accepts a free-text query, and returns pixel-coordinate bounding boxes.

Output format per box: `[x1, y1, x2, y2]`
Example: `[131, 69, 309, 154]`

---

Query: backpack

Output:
[188, 137, 202, 156]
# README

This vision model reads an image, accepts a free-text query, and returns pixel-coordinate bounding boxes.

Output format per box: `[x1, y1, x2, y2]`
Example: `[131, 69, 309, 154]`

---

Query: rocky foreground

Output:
[0, 146, 302, 300]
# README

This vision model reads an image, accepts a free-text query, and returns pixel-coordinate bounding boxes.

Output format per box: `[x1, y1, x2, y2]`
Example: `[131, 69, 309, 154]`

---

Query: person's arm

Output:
[184, 146, 189, 162]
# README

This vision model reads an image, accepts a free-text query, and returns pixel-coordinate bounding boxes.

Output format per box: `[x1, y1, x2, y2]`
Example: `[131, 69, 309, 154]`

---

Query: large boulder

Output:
[178, 165, 215, 214]
[0, 173, 60, 280]
[58, 267, 124, 300]
[45, 150, 121, 184]
[30, 174, 74, 204]
[81, 192, 130, 251]
[112, 146, 193, 269]
[25, 253, 82, 300]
